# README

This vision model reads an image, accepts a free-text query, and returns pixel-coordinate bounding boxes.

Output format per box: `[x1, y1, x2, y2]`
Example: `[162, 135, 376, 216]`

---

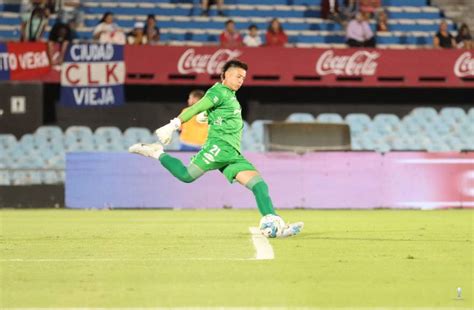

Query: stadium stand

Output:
[0, 1, 471, 186]
[0, 0, 457, 48]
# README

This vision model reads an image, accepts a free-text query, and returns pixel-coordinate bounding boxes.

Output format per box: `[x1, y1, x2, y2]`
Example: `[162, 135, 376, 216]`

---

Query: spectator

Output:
[340, 0, 358, 24]
[321, 0, 340, 20]
[47, 20, 72, 65]
[346, 12, 376, 47]
[20, 6, 48, 42]
[433, 20, 455, 49]
[359, 0, 381, 19]
[376, 10, 388, 32]
[243, 24, 262, 47]
[93, 12, 126, 44]
[201, 0, 224, 16]
[56, 0, 82, 27]
[144, 14, 160, 44]
[179, 90, 208, 151]
[341, 0, 359, 20]
[127, 22, 147, 45]
[28, 0, 54, 15]
[45, 0, 56, 14]
[266, 18, 288, 47]
[220, 19, 242, 48]
[456, 23, 473, 49]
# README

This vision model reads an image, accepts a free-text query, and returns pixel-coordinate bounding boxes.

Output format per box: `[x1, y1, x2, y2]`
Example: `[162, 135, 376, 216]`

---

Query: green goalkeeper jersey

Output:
[203, 83, 243, 152]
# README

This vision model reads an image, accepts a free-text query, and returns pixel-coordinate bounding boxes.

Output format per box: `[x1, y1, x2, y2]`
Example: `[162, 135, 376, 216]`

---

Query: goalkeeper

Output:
[129, 60, 303, 238]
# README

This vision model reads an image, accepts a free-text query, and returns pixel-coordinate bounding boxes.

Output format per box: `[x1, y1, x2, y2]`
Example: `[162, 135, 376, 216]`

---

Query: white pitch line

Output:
[249, 227, 274, 260]
[1, 228, 279, 262]
[0, 258, 249, 262]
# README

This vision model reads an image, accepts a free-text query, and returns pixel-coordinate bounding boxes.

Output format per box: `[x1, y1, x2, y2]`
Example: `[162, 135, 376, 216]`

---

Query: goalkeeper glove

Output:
[155, 117, 181, 145]
[196, 112, 208, 124]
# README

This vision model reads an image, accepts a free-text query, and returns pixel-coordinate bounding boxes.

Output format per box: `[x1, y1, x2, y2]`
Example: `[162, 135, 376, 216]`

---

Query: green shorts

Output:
[191, 139, 257, 183]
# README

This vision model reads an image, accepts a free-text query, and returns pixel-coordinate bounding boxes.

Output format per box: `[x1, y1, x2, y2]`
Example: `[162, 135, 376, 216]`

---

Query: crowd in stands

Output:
[321, 0, 472, 49]
[15, 0, 474, 64]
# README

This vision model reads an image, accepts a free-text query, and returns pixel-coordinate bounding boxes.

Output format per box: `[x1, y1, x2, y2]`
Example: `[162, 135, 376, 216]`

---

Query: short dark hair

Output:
[225, 19, 234, 26]
[222, 59, 248, 76]
[189, 89, 205, 99]
[459, 23, 469, 33]
[248, 24, 258, 30]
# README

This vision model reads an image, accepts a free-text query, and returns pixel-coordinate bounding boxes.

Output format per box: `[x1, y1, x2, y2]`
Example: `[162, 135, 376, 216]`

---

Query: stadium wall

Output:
[0, 82, 43, 137]
[66, 152, 474, 210]
[0, 185, 64, 208]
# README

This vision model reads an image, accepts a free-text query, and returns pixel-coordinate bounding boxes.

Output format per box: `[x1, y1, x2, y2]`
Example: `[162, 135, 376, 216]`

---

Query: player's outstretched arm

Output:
[178, 96, 213, 123]
[155, 97, 214, 145]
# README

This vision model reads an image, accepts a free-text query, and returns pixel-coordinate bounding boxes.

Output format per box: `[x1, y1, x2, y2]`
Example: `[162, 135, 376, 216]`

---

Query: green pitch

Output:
[0, 209, 472, 308]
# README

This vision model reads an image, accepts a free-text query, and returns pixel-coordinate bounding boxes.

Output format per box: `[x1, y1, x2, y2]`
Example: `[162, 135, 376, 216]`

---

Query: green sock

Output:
[246, 176, 276, 216]
[159, 154, 203, 183]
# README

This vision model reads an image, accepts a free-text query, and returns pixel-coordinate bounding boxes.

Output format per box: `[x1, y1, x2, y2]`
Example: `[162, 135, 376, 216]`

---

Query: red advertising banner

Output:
[6, 42, 51, 80]
[35, 45, 474, 88]
[123, 46, 474, 87]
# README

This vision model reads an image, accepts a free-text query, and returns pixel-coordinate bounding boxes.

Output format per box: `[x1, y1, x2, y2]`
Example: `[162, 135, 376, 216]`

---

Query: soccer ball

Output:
[259, 214, 285, 238]
[196, 112, 208, 124]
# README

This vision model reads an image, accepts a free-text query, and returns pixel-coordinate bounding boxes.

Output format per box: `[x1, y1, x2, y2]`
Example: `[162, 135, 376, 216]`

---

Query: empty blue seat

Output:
[440, 107, 466, 122]
[95, 126, 122, 139]
[65, 126, 93, 138]
[124, 127, 153, 146]
[94, 126, 123, 149]
[410, 110, 440, 125]
[95, 141, 125, 151]
[250, 120, 272, 143]
[373, 114, 401, 134]
[35, 126, 63, 139]
[164, 131, 181, 151]
[426, 143, 451, 152]
[411, 107, 437, 117]
[468, 108, 474, 121]
[350, 138, 363, 151]
[0, 171, 10, 185]
[11, 170, 42, 185]
[358, 138, 377, 151]
[42, 171, 61, 184]
[345, 113, 371, 124]
[316, 113, 344, 124]
[41, 154, 64, 169]
[16, 134, 41, 155]
[286, 113, 315, 123]
[444, 137, 465, 152]
[404, 137, 426, 151]
[65, 126, 94, 151]
[34, 134, 64, 150]
[389, 137, 408, 150]
[65, 137, 94, 152]
[0, 134, 17, 151]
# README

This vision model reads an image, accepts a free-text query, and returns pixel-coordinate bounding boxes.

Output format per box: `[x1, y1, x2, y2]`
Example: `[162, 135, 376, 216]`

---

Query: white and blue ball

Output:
[259, 214, 285, 238]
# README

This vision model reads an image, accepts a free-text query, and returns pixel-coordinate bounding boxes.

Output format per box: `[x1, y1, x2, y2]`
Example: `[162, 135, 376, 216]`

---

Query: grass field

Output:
[0, 209, 472, 308]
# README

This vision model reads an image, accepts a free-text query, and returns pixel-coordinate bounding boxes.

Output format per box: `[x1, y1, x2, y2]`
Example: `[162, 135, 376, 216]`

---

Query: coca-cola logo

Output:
[177, 48, 242, 75]
[454, 52, 474, 77]
[316, 50, 380, 76]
